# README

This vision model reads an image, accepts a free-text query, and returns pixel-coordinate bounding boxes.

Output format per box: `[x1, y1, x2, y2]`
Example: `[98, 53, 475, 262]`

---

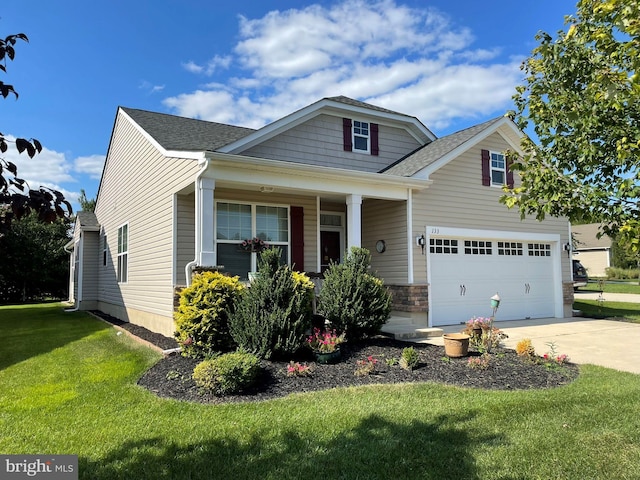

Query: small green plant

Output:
[385, 357, 399, 366]
[467, 354, 491, 370]
[440, 356, 451, 363]
[515, 338, 536, 358]
[354, 356, 378, 376]
[286, 361, 312, 377]
[192, 350, 260, 395]
[399, 347, 419, 371]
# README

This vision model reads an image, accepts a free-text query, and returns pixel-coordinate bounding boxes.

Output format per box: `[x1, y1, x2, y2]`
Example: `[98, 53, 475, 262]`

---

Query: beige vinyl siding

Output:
[81, 231, 99, 306]
[95, 112, 199, 326]
[175, 192, 196, 285]
[362, 198, 408, 284]
[576, 250, 610, 277]
[214, 188, 319, 273]
[411, 132, 571, 283]
[241, 114, 422, 173]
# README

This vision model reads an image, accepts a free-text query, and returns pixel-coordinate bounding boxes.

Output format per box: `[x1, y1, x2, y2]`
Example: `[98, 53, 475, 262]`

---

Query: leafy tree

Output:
[0, 213, 71, 303]
[78, 189, 96, 212]
[502, 0, 640, 248]
[1, 33, 71, 234]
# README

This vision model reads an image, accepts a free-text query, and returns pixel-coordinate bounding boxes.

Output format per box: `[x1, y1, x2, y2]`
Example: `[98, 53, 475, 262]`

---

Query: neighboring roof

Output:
[382, 116, 505, 176]
[76, 211, 100, 230]
[572, 223, 612, 249]
[120, 107, 255, 152]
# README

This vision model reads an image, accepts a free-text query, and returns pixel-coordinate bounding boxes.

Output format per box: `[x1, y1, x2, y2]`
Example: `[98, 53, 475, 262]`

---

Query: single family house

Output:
[67, 96, 574, 337]
[571, 223, 612, 277]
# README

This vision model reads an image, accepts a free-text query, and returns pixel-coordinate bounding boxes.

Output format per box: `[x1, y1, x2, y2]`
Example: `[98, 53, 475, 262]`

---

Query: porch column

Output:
[199, 177, 216, 266]
[346, 194, 362, 250]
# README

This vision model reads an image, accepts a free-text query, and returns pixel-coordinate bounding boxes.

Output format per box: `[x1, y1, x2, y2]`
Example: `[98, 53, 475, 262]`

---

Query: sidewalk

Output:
[573, 291, 640, 303]
[421, 316, 640, 375]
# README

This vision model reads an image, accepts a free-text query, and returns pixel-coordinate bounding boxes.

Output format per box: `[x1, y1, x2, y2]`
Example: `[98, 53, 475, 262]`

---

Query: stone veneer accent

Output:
[386, 284, 429, 312]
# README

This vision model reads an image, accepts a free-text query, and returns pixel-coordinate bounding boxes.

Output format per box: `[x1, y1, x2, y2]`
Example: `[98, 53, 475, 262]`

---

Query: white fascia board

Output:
[218, 98, 436, 154]
[414, 117, 524, 180]
[205, 152, 431, 200]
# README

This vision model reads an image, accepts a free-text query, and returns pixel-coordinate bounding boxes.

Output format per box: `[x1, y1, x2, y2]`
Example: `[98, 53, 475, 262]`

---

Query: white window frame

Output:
[490, 151, 506, 186]
[102, 233, 108, 267]
[215, 201, 291, 274]
[117, 223, 128, 283]
[352, 120, 370, 153]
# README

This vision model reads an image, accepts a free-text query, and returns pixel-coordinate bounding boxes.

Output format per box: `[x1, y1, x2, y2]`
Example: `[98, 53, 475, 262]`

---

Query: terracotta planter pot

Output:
[443, 333, 470, 358]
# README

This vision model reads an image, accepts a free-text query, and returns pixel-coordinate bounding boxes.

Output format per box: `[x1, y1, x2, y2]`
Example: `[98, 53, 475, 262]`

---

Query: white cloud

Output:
[139, 80, 165, 94]
[74, 154, 105, 180]
[2, 136, 75, 191]
[164, 0, 520, 132]
[182, 55, 232, 76]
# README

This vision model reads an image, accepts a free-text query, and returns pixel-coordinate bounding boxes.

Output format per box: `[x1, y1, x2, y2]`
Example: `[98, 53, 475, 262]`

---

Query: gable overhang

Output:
[218, 98, 437, 155]
[204, 151, 432, 200]
[413, 117, 524, 180]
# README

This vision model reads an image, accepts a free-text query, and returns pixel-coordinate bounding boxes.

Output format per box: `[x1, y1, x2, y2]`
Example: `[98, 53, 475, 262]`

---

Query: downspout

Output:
[65, 236, 82, 312]
[185, 154, 210, 286]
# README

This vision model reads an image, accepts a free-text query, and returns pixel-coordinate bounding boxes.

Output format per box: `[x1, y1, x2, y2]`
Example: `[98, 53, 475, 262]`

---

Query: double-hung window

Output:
[490, 152, 506, 186]
[352, 120, 370, 152]
[216, 202, 289, 279]
[117, 224, 128, 283]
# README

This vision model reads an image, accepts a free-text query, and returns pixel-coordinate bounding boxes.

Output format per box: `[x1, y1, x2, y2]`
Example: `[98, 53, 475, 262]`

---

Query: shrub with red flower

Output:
[306, 328, 345, 353]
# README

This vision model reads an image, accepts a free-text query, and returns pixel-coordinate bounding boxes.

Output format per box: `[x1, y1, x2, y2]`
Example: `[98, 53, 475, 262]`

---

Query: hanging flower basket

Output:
[239, 238, 269, 253]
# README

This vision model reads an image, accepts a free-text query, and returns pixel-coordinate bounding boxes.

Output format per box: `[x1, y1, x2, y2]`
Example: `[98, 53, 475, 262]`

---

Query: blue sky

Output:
[1, 0, 576, 212]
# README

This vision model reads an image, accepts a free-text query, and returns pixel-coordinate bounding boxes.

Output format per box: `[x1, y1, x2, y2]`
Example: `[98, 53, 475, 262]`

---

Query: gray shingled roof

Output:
[121, 107, 256, 152]
[382, 116, 504, 176]
[327, 96, 415, 118]
[76, 211, 99, 229]
[572, 223, 612, 249]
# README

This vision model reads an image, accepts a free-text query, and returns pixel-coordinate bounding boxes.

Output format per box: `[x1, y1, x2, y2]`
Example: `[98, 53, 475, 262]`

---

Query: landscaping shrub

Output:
[174, 271, 244, 358]
[229, 248, 315, 359]
[605, 266, 640, 280]
[192, 350, 260, 395]
[318, 247, 392, 341]
[515, 338, 536, 358]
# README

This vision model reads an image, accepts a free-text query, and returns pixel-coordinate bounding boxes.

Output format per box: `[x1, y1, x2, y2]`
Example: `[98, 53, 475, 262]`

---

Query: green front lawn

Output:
[574, 300, 640, 323]
[581, 281, 640, 294]
[1, 304, 639, 479]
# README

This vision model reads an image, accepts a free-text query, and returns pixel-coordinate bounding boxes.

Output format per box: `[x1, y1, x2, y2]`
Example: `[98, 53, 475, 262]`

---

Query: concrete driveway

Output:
[427, 316, 640, 375]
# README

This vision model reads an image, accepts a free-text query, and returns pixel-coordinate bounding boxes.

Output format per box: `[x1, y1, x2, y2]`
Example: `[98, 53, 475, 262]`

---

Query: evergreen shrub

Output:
[229, 248, 315, 359]
[174, 271, 244, 358]
[192, 350, 260, 395]
[318, 247, 391, 341]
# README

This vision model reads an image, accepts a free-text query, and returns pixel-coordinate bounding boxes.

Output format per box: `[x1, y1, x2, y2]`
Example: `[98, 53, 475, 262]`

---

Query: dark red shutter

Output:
[481, 149, 491, 186]
[290, 206, 304, 271]
[371, 123, 379, 156]
[342, 118, 352, 151]
[506, 158, 515, 188]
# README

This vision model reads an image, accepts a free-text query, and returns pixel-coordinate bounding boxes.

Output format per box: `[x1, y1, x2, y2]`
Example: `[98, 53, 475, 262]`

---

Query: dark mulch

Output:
[88, 310, 579, 405]
[137, 338, 580, 405]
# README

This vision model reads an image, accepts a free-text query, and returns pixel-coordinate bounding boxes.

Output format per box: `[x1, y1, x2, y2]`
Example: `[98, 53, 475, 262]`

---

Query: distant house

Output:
[67, 96, 574, 337]
[571, 223, 612, 277]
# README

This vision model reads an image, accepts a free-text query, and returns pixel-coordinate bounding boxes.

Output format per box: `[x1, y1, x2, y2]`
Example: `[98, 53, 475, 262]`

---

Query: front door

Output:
[320, 231, 341, 272]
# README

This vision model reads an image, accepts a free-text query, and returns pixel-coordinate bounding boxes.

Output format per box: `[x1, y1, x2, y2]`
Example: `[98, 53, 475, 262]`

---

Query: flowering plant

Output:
[354, 355, 378, 376]
[306, 328, 345, 353]
[466, 317, 492, 328]
[286, 361, 312, 377]
[240, 237, 269, 253]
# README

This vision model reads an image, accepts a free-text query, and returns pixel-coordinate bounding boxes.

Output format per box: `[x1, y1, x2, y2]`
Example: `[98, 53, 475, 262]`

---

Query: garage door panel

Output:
[429, 235, 557, 326]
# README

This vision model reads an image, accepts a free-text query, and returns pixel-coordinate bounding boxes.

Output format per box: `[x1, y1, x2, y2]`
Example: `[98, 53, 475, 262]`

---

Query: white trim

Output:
[346, 194, 362, 249]
[406, 189, 414, 283]
[117, 222, 129, 284]
[316, 197, 321, 272]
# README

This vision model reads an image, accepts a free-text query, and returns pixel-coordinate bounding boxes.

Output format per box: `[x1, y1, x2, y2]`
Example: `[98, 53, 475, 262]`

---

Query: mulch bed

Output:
[91, 311, 579, 405]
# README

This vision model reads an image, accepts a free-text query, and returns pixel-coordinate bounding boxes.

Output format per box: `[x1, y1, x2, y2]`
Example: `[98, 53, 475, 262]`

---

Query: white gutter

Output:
[185, 154, 210, 286]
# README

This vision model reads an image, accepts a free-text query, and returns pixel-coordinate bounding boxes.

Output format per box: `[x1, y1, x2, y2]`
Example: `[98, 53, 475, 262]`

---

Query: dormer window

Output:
[342, 118, 379, 156]
[353, 120, 370, 152]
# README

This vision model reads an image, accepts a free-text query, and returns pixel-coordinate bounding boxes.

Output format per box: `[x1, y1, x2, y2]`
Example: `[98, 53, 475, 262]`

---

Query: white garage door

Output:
[429, 235, 557, 327]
